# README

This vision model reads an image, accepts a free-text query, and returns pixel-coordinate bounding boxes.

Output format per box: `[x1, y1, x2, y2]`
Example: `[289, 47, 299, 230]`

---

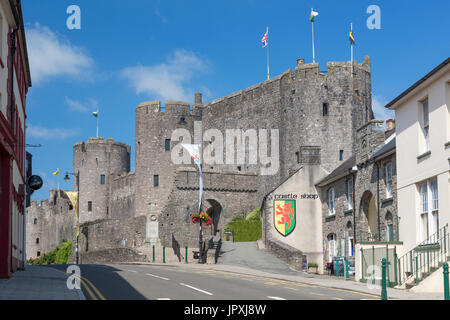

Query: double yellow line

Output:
[80, 276, 106, 300]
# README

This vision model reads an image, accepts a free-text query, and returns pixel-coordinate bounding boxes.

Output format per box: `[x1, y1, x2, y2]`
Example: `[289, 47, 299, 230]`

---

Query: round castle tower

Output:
[73, 137, 131, 223]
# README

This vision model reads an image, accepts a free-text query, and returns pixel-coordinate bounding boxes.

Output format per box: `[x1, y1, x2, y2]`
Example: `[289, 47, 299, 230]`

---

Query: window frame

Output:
[88, 201, 92, 212]
[327, 187, 335, 215]
[165, 139, 171, 151]
[347, 178, 353, 210]
[385, 162, 393, 198]
[100, 174, 105, 185]
[154, 175, 159, 187]
[420, 98, 430, 153]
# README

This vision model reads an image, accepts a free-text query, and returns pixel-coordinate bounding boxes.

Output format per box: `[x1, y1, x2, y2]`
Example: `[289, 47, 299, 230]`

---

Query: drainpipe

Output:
[9, 28, 17, 130]
[376, 161, 381, 242]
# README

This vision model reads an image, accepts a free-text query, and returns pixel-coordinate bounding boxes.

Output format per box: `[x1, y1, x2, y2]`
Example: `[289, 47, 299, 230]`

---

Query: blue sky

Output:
[23, 0, 450, 201]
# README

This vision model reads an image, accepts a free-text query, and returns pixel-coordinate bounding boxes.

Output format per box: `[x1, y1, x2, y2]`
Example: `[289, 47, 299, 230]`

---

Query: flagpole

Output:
[96, 109, 99, 138]
[311, 11, 315, 63]
[267, 27, 270, 80]
[351, 23, 354, 75]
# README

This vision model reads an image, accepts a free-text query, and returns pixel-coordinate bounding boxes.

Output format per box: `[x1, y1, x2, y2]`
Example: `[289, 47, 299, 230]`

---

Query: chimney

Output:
[194, 93, 202, 105]
[385, 119, 396, 139]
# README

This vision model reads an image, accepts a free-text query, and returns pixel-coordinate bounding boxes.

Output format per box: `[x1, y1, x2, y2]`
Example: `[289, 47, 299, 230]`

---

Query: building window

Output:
[327, 234, 337, 262]
[165, 139, 171, 151]
[327, 188, 335, 215]
[385, 162, 393, 198]
[323, 103, 329, 116]
[154, 175, 159, 187]
[88, 201, 92, 212]
[347, 178, 353, 210]
[37, 251, 40, 257]
[386, 212, 394, 242]
[339, 150, 344, 161]
[36, 238, 39, 244]
[100, 174, 105, 185]
[431, 179, 439, 234]
[420, 98, 430, 153]
[418, 179, 439, 242]
[33, 218, 37, 225]
[296, 151, 300, 164]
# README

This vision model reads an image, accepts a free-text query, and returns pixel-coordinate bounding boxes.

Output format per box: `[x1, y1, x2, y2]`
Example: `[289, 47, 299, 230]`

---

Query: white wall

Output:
[395, 68, 450, 253]
[265, 165, 328, 272]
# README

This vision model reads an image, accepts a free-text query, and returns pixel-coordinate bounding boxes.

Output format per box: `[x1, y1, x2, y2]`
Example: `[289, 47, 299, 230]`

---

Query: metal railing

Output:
[360, 244, 398, 287]
[397, 224, 449, 286]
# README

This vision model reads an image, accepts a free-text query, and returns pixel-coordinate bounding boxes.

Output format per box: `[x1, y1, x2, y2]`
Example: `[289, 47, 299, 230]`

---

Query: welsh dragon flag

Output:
[310, 9, 318, 22]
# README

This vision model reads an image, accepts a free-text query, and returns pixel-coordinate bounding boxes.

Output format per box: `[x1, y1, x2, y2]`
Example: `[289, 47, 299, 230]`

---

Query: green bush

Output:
[245, 208, 261, 221]
[223, 207, 262, 242]
[225, 219, 262, 242]
[308, 263, 318, 268]
[28, 240, 72, 265]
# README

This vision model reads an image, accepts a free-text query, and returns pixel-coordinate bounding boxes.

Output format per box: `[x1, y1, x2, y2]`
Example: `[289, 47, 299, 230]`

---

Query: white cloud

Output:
[27, 125, 80, 140]
[26, 23, 94, 84]
[372, 95, 395, 121]
[65, 97, 98, 113]
[121, 50, 209, 102]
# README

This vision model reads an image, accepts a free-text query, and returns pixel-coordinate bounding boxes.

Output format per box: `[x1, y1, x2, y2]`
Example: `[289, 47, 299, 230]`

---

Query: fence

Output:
[360, 244, 398, 287]
[397, 224, 449, 286]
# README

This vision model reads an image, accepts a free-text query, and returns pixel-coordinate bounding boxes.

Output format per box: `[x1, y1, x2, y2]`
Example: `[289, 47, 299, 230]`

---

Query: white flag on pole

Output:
[182, 144, 203, 212]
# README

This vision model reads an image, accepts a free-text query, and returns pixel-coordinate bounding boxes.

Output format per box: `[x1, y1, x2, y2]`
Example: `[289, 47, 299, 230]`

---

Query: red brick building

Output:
[0, 0, 32, 278]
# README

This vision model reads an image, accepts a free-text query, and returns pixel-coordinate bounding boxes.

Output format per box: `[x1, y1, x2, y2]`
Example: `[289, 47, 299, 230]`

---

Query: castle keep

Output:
[27, 57, 374, 264]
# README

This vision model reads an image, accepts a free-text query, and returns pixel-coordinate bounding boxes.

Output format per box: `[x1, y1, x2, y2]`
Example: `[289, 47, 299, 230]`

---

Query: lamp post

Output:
[64, 170, 80, 264]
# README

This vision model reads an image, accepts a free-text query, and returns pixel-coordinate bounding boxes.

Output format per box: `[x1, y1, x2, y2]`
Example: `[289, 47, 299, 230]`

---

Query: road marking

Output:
[179, 283, 213, 296]
[268, 296, 286, 300]
[311, 292, 324, 296]
[283, 286, 298, 291]
[157, 298, 171, 300]
[327, 287, 380, 299]
[82, 276, 106, 300]
[80, 278, 98, 300]
[146, 273, 170, 281]
[125, 269, 137, 273]
[332, 297, 344, 300]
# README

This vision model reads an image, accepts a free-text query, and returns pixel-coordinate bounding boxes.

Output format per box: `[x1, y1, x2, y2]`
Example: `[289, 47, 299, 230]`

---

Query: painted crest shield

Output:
[274, 199, 296, 236]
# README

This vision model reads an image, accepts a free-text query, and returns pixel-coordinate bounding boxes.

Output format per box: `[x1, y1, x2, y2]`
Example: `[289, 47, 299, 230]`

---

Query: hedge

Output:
[27, 240, 73, 265]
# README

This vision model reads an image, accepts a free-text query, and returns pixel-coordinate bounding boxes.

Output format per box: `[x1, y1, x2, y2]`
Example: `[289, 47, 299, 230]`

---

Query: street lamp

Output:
[64, 170, 80, 265]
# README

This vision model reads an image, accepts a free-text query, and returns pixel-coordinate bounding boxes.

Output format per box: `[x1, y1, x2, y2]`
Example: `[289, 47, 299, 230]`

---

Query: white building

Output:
[385, 57, 450, 291]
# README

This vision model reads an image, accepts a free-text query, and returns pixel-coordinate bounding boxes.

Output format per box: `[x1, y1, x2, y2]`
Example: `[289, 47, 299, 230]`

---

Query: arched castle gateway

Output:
[26, 57, 374, 262]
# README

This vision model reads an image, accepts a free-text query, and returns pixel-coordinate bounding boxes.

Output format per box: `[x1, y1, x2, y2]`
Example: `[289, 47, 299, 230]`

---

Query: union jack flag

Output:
[261, 28, 268, 48]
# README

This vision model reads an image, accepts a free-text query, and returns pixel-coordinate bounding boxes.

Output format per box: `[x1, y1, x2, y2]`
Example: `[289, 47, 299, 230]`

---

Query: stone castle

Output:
[26, 57, 374, 262]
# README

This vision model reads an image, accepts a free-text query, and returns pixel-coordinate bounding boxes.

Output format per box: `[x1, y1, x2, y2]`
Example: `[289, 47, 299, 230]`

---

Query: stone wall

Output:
[73, 137, 131, 223]
[109, 172, 135, 220]
[320, 120, 398, 271]
[77, 215, 147, 254]
[26, 190, 75, 259]
[265, 239, 304, 271]
[134, 100, 201, 219]
[158, 167, 260, 247]
[68, 248, 147, 264]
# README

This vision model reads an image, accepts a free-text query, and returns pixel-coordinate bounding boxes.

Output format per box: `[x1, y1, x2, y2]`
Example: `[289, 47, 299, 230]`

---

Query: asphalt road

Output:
[51, 264, 380, 300]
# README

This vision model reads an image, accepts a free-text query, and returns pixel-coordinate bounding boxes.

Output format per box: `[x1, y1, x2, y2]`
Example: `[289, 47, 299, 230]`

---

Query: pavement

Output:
[0, 265, 85, 300]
